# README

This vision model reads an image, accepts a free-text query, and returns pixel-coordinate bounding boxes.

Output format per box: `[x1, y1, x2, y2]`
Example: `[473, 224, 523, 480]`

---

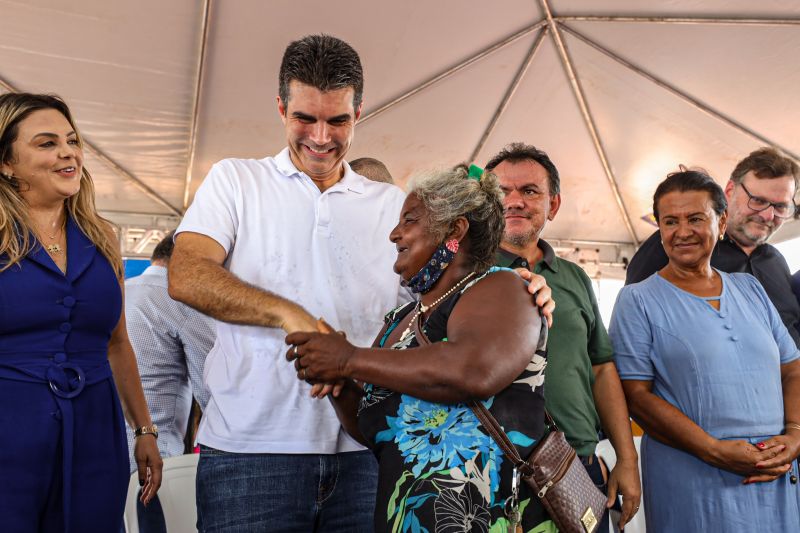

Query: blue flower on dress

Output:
[376, 395, 491, 477]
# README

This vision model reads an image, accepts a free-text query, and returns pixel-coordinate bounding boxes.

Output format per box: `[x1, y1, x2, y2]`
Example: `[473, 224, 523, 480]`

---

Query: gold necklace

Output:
[400, 271, 476, 340]
[38, 216, 66, 255]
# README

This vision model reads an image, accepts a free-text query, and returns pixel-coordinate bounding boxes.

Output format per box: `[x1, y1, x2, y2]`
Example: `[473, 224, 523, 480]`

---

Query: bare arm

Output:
[592, 362, 640, 527]
[289, 271, 540, 404]
[622, 380, 788, 478]
[168, 231, 317, 333]
[329, 380, 370, 447]
[104, 228, 162, 503]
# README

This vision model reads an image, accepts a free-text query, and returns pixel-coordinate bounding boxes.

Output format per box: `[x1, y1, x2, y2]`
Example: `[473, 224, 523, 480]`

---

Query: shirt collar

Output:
[496, 239, 558, 272]
[273, 147, 364, 194]
[142, 265, 167, 277]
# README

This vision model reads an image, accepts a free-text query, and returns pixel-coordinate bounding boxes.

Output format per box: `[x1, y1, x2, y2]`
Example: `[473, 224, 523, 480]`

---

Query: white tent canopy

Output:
[2, 0, 798, 271]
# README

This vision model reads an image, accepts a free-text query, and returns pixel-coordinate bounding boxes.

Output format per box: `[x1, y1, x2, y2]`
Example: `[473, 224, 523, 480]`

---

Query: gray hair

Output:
[407, 165, 505, 272]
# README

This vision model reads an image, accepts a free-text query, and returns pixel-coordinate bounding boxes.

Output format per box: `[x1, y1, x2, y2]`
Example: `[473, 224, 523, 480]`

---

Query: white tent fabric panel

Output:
[0, 0, 797, 252]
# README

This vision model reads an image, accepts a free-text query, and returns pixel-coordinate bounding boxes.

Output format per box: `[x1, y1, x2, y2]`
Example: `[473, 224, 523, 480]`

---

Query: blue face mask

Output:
[402, 242, 456, 294]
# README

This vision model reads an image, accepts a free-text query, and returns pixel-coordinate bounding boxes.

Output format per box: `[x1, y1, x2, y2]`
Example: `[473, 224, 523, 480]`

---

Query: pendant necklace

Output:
[39, 217, 66, 255]
[400, 271, 476, 340]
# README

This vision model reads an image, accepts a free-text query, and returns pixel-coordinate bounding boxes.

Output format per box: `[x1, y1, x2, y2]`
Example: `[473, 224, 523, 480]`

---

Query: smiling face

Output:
[389, 193, 439, 281]
[278, 80, 361, 191]
[493, 159, 561, 249]
[1, 108, 83, 205]
[725, 171, 796, 251]
[657, 189, 727, 270]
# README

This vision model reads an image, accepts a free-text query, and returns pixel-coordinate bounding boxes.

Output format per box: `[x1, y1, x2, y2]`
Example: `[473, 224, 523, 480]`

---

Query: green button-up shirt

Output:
[496, 239, 613, 456]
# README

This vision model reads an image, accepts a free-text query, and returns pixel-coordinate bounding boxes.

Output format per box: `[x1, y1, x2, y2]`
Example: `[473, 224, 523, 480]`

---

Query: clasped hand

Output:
[709, 433, 800, 484]
[286, 319, 355, 398]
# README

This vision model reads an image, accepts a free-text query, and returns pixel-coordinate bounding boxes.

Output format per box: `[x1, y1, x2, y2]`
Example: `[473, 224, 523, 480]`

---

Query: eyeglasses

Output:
[739, 182, 796, 219]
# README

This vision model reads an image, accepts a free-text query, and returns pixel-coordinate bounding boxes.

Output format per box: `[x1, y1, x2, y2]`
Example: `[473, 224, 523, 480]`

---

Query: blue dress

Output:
[0, 217, 129, 532]
[610, 271, 800, 532]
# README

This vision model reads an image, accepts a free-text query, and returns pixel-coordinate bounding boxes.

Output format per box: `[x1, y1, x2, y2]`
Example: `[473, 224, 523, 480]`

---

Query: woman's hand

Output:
[704, 438, 790, 478]
[133, 435, 163, 505]
[742, 431, 800, 484]
[286, 330, 357, 384]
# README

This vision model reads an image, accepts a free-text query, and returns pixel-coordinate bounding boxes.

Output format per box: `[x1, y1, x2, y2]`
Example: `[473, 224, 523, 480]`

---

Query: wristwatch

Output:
[134, 424, 159, 439]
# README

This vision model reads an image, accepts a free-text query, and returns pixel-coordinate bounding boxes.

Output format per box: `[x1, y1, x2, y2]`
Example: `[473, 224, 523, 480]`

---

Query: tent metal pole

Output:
[182, 0, 213, 211]
[554, 15, 800, 26]
[358, 20, 547, 125]
[0, 75, 183, 216]
[540, 0, 640, 246]
[469, 27, 548, 164]
[558, 23, 800, 162]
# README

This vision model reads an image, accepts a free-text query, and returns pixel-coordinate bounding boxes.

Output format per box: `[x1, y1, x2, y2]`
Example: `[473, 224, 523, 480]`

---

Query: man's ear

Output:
[547, 193, 562, 221]
[724, 179, 735, 202]
[277, 96, 287, 125]
[354, 100, 363, 122]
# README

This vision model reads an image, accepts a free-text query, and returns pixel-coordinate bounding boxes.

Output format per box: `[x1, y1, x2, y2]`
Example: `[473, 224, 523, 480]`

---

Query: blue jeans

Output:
[196, 446, 378, 532]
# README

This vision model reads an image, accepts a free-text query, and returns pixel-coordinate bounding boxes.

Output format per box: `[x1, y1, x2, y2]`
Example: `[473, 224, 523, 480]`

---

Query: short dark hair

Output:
[151, 231, 175, 262]
[730, 147, 799, 191]
[350, 157, 393, 184]
[484, 142, 560, 195]
[653, 168, 727, 222]
[278, 34, 364, 110]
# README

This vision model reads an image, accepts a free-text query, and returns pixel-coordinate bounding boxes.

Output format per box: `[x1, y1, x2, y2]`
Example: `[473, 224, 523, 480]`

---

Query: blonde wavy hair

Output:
[0, 93, 123, 277]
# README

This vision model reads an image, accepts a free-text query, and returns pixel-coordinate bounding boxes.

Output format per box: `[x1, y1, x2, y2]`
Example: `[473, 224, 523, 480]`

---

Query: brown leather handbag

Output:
[470, 403, 607, 533]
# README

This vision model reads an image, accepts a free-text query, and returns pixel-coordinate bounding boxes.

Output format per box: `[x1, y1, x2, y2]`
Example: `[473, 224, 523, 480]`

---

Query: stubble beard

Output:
[503, 227, 538, 248]
[730, 216, 775, 248]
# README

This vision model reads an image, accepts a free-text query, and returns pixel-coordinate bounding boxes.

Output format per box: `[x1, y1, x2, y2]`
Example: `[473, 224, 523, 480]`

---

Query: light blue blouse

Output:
[610, 271, 799, 439]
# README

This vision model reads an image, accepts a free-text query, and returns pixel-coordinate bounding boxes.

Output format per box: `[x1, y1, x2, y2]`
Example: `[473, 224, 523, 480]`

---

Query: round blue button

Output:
[54, 352, 67, 363]
[59, 323, 72, 333]
[731, 335, 739, 342]
[63, 296, 76, 308]
[724, 324, 733, 330]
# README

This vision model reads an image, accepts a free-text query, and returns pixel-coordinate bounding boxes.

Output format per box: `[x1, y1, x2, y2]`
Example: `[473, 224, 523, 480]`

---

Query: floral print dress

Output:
[358, 273, 552, 532]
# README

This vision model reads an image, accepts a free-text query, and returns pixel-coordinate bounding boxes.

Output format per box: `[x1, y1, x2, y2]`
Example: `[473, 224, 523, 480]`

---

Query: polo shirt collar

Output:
[496, 239, 559, 272]
[273, 147, 364, 194]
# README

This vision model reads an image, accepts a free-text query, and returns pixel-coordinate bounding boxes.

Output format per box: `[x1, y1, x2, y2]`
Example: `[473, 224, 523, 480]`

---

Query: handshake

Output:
[285, 316, 352, 399]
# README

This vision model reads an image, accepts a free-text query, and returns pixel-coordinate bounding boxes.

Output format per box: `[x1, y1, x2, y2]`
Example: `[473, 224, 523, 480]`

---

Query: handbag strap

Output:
[409, 293, 552, 476]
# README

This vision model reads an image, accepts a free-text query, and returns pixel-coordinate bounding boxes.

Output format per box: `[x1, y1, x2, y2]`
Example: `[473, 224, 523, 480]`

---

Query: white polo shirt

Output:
[177, 148, 409, 453]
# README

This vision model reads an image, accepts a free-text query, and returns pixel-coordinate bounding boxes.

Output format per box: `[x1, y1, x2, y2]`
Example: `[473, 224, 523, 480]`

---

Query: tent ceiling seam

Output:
[469, 27, 549, 164]
[358, 19, 548, 126]
[542, 0, 640, 246]
[182, 0, 213, 211]
[558, 22, 800, 163]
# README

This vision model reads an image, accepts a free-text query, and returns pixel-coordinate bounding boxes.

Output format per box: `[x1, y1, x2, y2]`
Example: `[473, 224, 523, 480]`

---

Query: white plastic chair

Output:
[595, 436, 645, 533]
[124, 453, 200, 532]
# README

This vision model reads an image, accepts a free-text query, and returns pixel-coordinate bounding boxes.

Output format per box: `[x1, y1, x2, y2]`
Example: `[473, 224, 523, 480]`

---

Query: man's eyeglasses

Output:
[739, 182, 797, 219]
